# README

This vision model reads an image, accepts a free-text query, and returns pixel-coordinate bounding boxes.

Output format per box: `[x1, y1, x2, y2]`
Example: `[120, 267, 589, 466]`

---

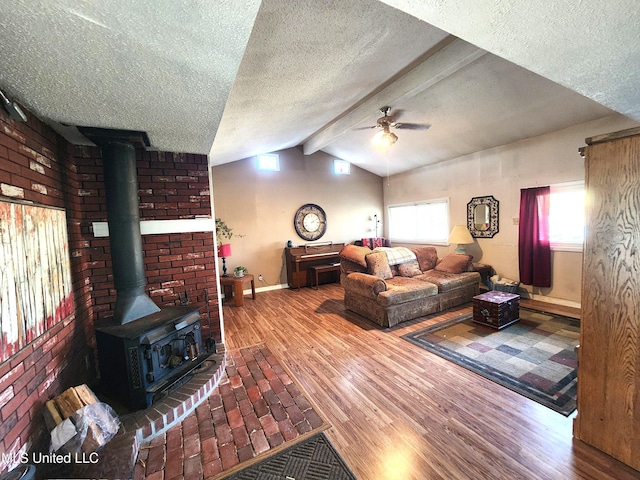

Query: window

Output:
[549, 181, 584, 250]
[257, 153, 279, 171]
[333, 159, 350, 175]
[388, 198, 449, 243]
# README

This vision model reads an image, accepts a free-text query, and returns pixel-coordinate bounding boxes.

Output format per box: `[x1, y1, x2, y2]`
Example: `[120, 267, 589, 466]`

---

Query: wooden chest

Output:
[472, 291, 520, 329]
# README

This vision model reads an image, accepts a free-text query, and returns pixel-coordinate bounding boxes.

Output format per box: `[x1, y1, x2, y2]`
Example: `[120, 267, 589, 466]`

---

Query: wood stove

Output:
[83, 128, 213, 411]
[95, 306, 209, 410]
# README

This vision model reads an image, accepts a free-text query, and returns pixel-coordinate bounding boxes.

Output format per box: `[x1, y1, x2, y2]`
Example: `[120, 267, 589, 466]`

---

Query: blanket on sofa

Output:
[374, 246, 416, 265]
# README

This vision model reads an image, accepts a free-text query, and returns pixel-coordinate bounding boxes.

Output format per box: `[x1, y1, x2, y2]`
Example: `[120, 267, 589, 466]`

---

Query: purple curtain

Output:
[519, 186, 551, 287]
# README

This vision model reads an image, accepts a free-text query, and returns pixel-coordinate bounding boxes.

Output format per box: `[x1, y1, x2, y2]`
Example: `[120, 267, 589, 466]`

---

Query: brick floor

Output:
[133, 344, 329, 479]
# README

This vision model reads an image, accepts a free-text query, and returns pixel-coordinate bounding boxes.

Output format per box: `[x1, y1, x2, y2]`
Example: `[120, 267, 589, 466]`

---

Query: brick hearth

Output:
[133, 344, 330, 479]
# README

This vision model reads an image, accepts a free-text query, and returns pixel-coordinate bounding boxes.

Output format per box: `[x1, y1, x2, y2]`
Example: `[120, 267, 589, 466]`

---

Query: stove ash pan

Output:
[95, 306, 212, 410]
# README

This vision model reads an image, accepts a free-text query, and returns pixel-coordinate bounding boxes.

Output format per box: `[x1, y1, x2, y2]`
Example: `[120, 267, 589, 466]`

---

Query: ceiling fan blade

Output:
[394, 123, 431, 131]
[354, 125, 378, 130]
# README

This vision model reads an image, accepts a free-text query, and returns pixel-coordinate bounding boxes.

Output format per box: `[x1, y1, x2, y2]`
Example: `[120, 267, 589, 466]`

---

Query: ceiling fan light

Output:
[373, 128, 398, 148]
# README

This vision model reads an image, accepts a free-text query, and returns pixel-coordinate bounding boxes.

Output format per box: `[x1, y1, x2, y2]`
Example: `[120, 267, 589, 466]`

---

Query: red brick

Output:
[237, 444, 254, 463]
[214, 424, 233, 445]
[277, 390, 295, 408]
[270, 403, 288, 422]
[183, 455, 203, 479]
[219, 443, 239, 470]
[226, 408, 243, 430]
[268, 432, 285, 448]
[253, 399, 269, 418]
[243, 412, 261, 434]
[247, 385, 262, 404]
[269, 377, 285, 394]
[238, 398, 253, 417]
[201, 437, 219, 462]
[250, 429, 270, 455]
[145, 445, 166, 474]
[232, 426, 251, 449]
[203, 458, 222, 478]
[260, 414, 279, 437]
[278, 419, 299, 441]
[164, 448, 184, 478]
[183, 433, 201, 458]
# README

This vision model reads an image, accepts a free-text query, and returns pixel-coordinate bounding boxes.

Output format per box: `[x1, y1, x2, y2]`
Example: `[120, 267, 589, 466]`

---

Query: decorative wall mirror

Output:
[467, 195, 499, 238]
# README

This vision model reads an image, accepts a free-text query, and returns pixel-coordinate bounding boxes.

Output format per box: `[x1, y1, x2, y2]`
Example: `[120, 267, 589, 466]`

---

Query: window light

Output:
[257, 153, 280, 171]
[334, 159, 350, 175]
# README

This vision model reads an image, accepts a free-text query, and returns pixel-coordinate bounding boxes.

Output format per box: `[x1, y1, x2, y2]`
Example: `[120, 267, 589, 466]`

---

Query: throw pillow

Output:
[411, 246, 439, 271]
[397, 260, 422, 277]
[339, 244, 371, 268]
[435, 254, 473, 274]
[365, 251, 393, 279]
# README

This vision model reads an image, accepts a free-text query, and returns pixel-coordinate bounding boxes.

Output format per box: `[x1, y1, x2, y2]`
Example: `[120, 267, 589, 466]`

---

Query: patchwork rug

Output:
[402, 308, 580, 415]
[223, 432, 357, 480]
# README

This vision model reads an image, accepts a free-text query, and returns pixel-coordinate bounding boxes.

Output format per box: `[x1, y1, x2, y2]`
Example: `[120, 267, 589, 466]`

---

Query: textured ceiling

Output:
[0, 0, 634, 176]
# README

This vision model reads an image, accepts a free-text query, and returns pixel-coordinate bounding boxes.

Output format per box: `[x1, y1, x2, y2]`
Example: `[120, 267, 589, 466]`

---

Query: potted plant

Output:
[215, 218, 241, 246]
[234, 265, 248, 278]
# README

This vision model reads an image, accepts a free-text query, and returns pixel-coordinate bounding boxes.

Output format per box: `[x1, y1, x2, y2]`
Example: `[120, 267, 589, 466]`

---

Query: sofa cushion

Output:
[397, 260, 422, 277]
[339, 244, 371, 268]
[366, 251, 393, 279]
[411, 246, 439, 271]
[417, 270, 480, 293]
[377, 277, 438, 306]
[434, 254, 473, 274]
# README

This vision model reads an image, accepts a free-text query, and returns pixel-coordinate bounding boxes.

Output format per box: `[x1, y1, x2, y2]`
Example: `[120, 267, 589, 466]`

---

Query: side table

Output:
[219, 274, 256, 307]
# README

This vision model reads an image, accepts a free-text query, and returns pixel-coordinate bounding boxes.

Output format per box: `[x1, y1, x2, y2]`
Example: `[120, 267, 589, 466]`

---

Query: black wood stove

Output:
[85, 128, 212, 411]
[95, 306, 208, 410]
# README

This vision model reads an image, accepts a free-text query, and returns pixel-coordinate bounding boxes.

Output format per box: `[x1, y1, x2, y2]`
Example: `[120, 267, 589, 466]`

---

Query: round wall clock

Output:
[294, 203, 327, 241]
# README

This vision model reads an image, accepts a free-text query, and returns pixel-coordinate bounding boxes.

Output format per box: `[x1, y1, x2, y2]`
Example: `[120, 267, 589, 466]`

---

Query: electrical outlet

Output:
[258, 274, 263, 281]
[513, 217, 519, 225]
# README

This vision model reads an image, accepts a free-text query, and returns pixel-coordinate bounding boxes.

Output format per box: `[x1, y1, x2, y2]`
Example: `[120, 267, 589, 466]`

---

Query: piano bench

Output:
[309, 264, 341, 290]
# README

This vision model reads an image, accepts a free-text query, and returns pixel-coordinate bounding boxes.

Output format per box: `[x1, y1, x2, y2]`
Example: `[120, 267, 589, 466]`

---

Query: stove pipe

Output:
[85, 128, 160, 324]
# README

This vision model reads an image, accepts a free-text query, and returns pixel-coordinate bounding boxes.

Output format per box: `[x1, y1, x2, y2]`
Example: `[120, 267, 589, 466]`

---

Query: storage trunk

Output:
[472, 291, 520, 329]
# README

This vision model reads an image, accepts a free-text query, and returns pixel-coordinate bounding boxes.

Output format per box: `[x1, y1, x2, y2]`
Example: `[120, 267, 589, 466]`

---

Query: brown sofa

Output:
[339, 245, 480, 327]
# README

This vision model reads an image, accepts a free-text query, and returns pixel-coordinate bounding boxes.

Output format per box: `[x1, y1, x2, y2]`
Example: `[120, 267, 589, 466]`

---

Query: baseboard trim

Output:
[519, 291, 581, 309]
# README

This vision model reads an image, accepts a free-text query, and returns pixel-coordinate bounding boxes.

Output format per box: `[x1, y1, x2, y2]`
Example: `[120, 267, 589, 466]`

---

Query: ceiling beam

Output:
[303, 38, 486, 155]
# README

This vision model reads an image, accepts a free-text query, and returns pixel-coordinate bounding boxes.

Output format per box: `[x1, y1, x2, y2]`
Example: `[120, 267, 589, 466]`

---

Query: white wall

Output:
[212, 148, 383, 288]
[384, 114, 639, 306]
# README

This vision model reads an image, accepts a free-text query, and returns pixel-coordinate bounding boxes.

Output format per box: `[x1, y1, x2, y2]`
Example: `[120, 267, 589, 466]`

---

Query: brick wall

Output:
[75, 146, 221, 339]
[0, 107, 220, 474]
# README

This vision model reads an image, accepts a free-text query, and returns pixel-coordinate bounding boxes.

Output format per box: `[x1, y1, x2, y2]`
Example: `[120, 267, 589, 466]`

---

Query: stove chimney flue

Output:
[82, 128, 160, 324]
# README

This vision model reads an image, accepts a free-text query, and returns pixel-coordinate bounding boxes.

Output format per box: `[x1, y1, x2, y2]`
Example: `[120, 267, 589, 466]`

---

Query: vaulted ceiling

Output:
[0, 0, 636, 176]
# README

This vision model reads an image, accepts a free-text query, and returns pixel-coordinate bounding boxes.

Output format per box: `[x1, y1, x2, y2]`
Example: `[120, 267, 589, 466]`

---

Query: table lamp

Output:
[218, 244, 232, 276]
[448, 225, 474, 254]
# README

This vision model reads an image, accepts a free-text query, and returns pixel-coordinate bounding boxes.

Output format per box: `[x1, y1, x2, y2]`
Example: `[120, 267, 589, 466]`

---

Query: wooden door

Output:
[574, 128, 640, 471]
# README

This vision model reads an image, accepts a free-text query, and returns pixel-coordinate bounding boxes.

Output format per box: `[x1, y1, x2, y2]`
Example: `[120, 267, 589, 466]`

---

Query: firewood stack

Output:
[43, 384, 118, 454]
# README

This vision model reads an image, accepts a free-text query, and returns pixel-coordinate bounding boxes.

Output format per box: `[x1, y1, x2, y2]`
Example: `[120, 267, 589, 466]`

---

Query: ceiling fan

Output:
[358, 106, 430, 147]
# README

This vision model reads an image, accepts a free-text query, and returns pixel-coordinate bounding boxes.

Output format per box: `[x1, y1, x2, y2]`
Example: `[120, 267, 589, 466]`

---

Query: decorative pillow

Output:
[365, 251, 393, 280]
[339, 244, 371, 268]
[434, 254, 473, 274]
[411, 246, 439, 271]
[397, 260, 422, 277]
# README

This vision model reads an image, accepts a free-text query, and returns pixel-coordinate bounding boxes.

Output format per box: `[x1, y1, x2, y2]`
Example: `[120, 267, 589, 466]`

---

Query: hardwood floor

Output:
[222, 284, 639, 480]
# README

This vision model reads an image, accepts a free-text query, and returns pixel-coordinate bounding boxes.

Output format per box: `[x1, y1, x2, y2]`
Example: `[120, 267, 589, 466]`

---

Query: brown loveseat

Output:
[339, 244, 480, 327]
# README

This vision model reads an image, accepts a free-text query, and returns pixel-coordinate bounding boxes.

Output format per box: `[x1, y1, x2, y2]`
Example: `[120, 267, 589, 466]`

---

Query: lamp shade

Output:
[448, 225, 474, 245]
[218, 243, 232, 257]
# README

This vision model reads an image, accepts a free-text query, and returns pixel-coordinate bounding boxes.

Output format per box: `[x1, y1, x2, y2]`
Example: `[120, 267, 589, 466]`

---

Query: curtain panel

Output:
[519, 186, 551, 287]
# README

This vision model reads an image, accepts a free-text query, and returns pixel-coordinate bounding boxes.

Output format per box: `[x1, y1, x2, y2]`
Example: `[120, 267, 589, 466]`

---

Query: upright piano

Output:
[284, 242, 345, 289]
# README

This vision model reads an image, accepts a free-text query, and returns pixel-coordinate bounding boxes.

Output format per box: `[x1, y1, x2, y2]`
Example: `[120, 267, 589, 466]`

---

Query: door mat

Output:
[222, 432, 357, 480]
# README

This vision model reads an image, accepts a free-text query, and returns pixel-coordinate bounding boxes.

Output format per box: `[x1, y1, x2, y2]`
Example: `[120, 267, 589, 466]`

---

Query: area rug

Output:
[402, 308, 579, 416]
[222, 432, 357, 480]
